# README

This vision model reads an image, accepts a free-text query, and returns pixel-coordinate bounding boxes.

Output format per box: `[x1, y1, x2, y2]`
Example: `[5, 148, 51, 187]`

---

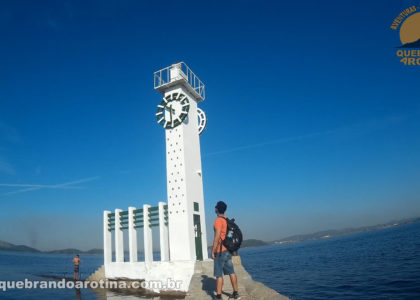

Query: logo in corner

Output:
[390, 5, 420, 65]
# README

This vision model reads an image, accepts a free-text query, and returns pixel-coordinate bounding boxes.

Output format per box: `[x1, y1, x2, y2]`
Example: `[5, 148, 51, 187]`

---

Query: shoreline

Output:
[2, 217, 418, 255]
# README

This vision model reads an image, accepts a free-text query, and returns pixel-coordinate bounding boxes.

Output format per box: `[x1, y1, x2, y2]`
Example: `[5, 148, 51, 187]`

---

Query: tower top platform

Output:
[154, 62, 205, 101]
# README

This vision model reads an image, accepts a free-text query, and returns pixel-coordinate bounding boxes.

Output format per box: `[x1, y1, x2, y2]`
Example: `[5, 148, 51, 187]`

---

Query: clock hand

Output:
[165, 105, 174, 117]
[164, 103, 176, 126]
[165, 104, 175, 113]
[169, 104, 173, 124]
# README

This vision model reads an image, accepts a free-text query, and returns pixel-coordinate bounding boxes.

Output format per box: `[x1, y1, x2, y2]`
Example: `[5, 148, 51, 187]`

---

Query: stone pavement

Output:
[87, 256, 290, 299]
[185, 256, 290, 300]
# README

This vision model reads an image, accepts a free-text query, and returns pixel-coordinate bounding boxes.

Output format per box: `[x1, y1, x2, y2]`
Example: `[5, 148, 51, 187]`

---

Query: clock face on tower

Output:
[156, 92, 190, 129]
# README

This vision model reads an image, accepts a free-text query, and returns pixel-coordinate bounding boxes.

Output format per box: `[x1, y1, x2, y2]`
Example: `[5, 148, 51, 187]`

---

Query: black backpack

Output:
[220, 217, 243, 253]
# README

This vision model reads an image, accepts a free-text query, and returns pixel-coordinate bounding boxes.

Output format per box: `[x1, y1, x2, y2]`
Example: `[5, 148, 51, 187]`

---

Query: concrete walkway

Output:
[186, 256, 290, 300]
[87, 257, 290, 299]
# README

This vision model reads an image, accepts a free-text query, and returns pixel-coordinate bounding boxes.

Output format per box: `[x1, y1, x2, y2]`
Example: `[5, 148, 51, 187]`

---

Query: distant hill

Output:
[47, 248, 84, 254]
[83, 248, 103, 254]
[0, 241, 102, 255]
[207, 238, 268, 253]
[398, 38, 420, 48]
[228, 217, 420, 250]
[0, 240, 40, 253]
[241, 239, 268, 248]
[45, 248, 103, 254]
[271, 217, 420, 245]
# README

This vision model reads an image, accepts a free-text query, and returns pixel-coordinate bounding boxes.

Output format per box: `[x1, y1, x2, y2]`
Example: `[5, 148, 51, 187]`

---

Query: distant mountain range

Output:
[241, 216, 420, 249]
[268, 216, 420, 247]
[241, 239, 269, 248]
[211, 216, 420, 253]
[0, 240, 40, 253]
[398, 38, 420, 48]
[0, 241, 102, 254]
[47, 248, 103, 254]
[2, 217, 420, 254]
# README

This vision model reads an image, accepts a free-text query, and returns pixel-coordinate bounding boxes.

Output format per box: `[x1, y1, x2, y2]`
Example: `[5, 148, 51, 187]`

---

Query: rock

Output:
[87, 265, 105, 282]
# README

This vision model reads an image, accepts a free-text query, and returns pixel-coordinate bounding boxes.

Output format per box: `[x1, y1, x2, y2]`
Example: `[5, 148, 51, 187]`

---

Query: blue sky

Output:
[0, 0, 419, 251]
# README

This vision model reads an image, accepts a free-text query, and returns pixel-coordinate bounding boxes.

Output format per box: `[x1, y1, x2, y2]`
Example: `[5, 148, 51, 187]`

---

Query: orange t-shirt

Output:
[214, 216, 227, 253]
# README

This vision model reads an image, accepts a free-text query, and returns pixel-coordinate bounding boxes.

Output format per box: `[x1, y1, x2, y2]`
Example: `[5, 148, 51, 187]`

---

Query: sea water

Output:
[241, 221, 420, 300]
[1, 221, 419, 299]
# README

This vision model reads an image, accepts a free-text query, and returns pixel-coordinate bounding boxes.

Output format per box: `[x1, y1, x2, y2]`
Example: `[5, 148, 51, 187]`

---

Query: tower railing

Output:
[154, 62, 205, 101]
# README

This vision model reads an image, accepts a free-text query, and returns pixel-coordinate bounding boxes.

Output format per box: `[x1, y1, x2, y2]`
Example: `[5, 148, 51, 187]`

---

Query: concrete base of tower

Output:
[88, 256, 290, 299]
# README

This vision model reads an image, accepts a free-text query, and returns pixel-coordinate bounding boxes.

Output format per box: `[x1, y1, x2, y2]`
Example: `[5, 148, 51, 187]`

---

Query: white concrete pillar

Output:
[143, 204, 153, 263]
[103, 210, 112, 264]
[128, 206, 137, 262]
[158, 202, 169, 261]
[115, 208, 124, 262]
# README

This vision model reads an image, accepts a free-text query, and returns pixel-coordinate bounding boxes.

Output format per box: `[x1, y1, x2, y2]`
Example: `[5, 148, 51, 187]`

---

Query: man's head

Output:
[76, 254, 79, 257]
[215, 201, 227, 215]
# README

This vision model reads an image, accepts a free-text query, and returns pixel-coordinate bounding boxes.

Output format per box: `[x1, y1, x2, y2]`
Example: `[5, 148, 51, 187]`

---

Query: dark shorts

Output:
[74, 265, 79, 272]
[214, 250, 235, 278]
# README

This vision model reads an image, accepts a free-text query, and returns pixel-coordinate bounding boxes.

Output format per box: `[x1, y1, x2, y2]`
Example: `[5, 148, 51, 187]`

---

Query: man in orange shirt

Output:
[211, 201, 239, 299]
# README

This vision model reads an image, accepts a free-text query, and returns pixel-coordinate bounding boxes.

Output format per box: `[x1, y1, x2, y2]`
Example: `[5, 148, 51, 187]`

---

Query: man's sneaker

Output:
[213, 294, 222, 299]
[231, 291, 241, 299]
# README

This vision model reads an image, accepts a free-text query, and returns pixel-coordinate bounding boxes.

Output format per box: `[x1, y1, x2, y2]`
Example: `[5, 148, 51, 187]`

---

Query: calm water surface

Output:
[1, 222, 419, 299]
[241, 221, 420, 300]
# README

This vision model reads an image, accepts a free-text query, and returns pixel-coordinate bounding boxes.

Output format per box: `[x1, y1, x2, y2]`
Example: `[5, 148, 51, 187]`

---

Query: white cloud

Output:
[205, 112, 417, 157]
[0, 176, 100, 197]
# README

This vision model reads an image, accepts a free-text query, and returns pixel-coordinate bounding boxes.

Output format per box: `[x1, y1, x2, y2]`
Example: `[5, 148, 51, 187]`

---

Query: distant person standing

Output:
[211, 201, 240, 299]
[73, 254, 82, 280]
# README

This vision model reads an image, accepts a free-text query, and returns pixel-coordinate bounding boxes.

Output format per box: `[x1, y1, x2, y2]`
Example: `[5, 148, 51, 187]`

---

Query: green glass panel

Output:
[194, 214, 203, 261]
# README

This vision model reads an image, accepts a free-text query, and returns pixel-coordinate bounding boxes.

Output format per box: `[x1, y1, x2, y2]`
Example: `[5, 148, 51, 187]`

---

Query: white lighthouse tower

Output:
[154, 62, 208, 261]
[101, 63, 209, 292]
